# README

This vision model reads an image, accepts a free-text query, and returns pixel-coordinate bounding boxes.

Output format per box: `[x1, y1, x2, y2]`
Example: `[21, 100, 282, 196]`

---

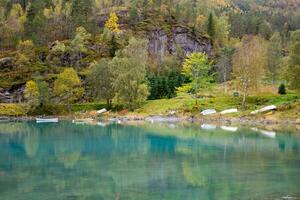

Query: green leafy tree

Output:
[110, 37, 149, 109]
[89, 59, 114, 107]
[35, 76, 50, 107]
[70, 26, 91, 66]
[71, 0, 92, 28]
[214, 16, 230, 51]
[266, 32, 282, 83]
[285, 30, 300, 90]
[24, 80, 40, 111]
[47, 40, 66, 65]
[129, 4, 139, 26]
[53, 68, 84, 110]
[180, 52, 213, 104]
[216, 47, 235, 93]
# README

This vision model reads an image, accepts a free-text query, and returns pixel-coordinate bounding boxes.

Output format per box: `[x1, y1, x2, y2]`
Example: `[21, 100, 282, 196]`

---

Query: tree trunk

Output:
[242, 83, 248, 109]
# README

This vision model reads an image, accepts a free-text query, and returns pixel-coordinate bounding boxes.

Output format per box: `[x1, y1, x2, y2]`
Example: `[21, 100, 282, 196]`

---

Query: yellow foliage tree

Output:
[53, 68, 84, 110]
[233, 35, 267, 107]
[196, 15, 206, 32]
[105, 12, 120, 33]
[24, 80, 40, 110]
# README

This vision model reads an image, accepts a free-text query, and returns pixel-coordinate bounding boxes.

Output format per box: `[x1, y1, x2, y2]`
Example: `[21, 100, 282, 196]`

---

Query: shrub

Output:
[278, 83, 286, 95]
[0, 104, 27, 116]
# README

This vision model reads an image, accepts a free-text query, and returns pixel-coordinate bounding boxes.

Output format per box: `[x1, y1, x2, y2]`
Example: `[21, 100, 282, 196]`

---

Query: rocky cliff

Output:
[148, 26, 212, 63]
[98, 10, 212, 63]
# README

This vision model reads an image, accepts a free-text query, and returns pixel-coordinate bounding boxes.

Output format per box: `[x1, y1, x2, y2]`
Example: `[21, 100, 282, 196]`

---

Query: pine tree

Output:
[207, 13, 216, 40]
[109, 34, 118, 57]
[278, 83, 286, 95]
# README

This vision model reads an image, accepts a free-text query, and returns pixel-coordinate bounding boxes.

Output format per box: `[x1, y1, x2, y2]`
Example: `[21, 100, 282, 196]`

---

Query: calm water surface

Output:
[0, 121, 299, 200]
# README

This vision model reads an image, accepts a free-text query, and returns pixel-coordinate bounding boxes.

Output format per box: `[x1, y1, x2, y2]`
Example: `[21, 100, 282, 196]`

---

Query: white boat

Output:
[36, 118, 59, 123]
[251, 105, 277, 114]
[220, 108, 238, 115]
[201, 109, 217, 116]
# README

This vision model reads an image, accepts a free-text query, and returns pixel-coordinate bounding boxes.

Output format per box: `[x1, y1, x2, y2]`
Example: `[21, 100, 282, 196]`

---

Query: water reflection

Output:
[0, 122, 299, 200]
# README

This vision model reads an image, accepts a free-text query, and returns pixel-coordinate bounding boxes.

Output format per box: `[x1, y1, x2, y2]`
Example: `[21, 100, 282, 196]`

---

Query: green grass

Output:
[135, 92, 300, 116]
[71, 103, 107, 112]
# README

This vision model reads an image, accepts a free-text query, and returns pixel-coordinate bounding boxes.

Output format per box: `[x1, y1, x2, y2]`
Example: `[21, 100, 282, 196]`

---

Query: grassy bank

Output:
[133, 92, 300, 119]
[1, 92, 299, 121]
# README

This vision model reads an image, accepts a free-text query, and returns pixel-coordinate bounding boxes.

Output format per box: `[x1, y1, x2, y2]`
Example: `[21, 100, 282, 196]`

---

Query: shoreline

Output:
[1, 114, 299, 125]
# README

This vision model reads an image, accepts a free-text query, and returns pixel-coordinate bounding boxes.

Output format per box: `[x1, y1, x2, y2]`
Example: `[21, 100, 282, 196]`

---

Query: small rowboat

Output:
[36, 118, 59, 123]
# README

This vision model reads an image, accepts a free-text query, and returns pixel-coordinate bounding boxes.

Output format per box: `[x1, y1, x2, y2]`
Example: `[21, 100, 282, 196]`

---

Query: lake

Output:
[0, 121, 299, 200]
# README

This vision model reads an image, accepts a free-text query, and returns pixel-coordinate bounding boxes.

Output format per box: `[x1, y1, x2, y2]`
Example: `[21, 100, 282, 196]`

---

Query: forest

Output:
[0, 0, 299, 115]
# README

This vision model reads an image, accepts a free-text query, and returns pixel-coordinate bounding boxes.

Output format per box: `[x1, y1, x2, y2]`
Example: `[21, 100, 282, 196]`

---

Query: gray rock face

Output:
[0, 57, 13, 69]
[148, 26, 212, 63]
[0, 86, 24, 103]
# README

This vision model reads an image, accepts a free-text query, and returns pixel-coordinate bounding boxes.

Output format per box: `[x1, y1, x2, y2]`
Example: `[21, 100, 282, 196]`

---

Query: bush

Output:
[0, 104, 27, 116]
[278, 83, 286, 95]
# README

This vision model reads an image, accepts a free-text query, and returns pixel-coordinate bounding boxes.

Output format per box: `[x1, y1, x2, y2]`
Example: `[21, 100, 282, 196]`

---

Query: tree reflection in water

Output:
[0, 122, 299, 200]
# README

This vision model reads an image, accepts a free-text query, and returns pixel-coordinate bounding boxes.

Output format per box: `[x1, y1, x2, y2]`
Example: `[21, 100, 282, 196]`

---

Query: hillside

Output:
[0, 0, 299, 118]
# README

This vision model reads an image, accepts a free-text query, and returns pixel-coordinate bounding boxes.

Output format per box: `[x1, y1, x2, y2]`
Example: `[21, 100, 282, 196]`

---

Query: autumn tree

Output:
[1, 4, 26, 48]
[233, 35, 267, 107]
[15, 40, 36, 68]
[105, 12, 120, 33]
[24, 80, 40, 111]
[195, 15, 206, 33]
[53, 68, 84, 110]
[43, 0, 73, 41]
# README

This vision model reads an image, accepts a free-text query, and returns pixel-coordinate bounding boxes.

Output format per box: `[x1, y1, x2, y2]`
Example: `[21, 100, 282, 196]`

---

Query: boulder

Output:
[201, 109, 217, 116]
[220, 108, 238, 115]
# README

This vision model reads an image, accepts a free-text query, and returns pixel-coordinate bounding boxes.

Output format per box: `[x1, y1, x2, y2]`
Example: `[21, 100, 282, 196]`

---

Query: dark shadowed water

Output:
[0, 121, 299, 200]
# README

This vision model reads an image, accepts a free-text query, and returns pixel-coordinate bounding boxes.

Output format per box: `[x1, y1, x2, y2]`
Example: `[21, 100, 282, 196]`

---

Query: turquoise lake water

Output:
[0, 121, 299, 200]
